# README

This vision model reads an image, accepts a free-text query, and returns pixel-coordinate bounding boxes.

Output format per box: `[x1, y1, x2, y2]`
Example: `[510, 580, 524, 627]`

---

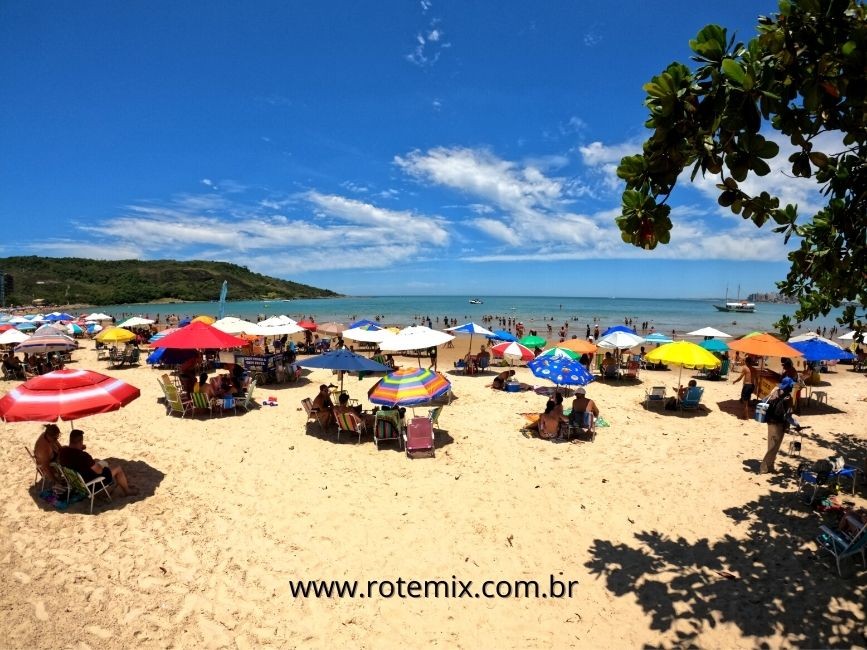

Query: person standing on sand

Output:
[759, 377, 801, 474]
[731, 356, 757, 420]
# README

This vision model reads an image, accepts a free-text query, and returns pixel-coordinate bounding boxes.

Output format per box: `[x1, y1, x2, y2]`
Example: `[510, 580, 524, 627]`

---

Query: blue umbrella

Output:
[528, 356, 595, 387]
[147, 347, 199, 366]
[486, 329, 518, 342]
[446, 322, 495, 355]
[44, 312, 74, 322]
[789, 339, 854, 362]
[296, 348, 391, 392]
[602, 325, 637, 336]
[699, 339, 729, 352]
[178, 317, 192, 327]
[348, 319, 382, 330]
[16, 323, 37, 331]
[644, 332, 673, 344]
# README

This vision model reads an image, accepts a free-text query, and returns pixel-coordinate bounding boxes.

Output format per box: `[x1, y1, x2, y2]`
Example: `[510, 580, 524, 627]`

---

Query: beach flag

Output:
[218, 281, 228, 319]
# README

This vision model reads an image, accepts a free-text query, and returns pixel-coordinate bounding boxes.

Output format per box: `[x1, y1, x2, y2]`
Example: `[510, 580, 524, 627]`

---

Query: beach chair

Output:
[565, 411, 597, 442]
[601, 364, 619, 381]
[236, 379, 257, 412]
[404, 417, 436, 458]
[816, 521, 867, 576]
[644, 386, 667, 409]
[190, 390, 215, 417]
[624, 360, 640, 380]
[679, 386, 704, 412]
[163, 383, 193, 418]
[335, 410, 367, 444]
[373, 409, 404, 450]
[427, 406, 442, 432]
[477, 355, 491, 373]
[58, 465, 112, 514]
[302, 398, 324, 432]
[25, 445, 51, 490]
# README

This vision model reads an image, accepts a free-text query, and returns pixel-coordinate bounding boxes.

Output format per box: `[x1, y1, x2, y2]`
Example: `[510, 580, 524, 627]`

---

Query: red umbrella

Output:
[152, 320, 247, 349]
[491, 341, 535, 362]
[297, 320, 317, 331]
[0, 324, 14, 332]
[0, 368, 140, 422]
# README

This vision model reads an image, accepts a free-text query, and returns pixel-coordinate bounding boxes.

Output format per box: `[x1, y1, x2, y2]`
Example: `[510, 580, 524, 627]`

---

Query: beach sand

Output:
[1, 338, 866, 648]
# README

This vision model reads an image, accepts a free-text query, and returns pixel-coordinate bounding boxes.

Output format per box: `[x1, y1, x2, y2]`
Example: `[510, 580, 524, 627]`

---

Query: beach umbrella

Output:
[490, 341, 535, 363]
[191, 315, 216, 325]
[536, 347, 580, 360]
[727, 333, 802, 359]
[212, 317, 270, 336]
[519, 335, 547, 349]
[317, 322, 347, 336]
[378, 326, 455, 352]
[14, 335, 76, 355]
[699, 339, 729, 353]
[558, 338, 597, 354]
[257, 322, 305, 336]
[0, 368, 140, 422]
[44, 312, 74, 322]
[342, 326, 390, 343]
[16, 322, 37, 332]
[86, 323, 103, 334]
[527, 356, 595, 388]
[601, 325, 636, 336]
[838, 331, 860, 341]
[66, 323, 84, 336]
[117, 316, 155, 328]
[297, 320, 318, 331]
[178, 317, 192, 327]
[644, 332, 674, 344]
[348, 319, 381, 330]
[259, 315, 298, 327]
[486, 329, 518, 342]
[788, 332, 844, 349]
[0, 324, 13, 332]
[146, 347, 201, 367]
[95, 327, 136, 344]
[8, 316, 30, 324]
[0, 329, 30, 345]
[296, 348, 390, 392]
[445, 322, 496, 356]
[85, 313, 112, 321]
[368, 367, 451, 407]
[788, 339, 854, 362]
[645, 340, 721, 388]
[149, 327, 179, 343]
[33, 324, 70, 338]
[597, 331, 645, 349]
[686, 327, 732, 339]
[153, 320, 248, 350]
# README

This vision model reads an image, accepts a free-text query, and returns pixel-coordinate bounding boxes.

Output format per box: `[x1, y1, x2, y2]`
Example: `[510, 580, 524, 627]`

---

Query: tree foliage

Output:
[0, 257, 339, 306]
[616, 0, 867, 333]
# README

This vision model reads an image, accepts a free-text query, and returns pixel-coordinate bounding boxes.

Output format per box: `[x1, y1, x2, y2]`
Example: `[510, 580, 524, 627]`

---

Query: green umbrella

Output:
[519, 335, 546, 349]
[536, 347, 580, 360]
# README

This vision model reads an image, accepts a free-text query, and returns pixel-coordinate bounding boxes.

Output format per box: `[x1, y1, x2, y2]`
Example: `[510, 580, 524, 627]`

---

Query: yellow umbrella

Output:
[645, 340, 720, 387]
[95, 326, 136, 344]
[192, 315, 216, 325]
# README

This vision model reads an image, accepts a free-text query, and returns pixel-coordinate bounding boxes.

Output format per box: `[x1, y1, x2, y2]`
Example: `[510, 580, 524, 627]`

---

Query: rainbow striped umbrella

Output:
[368, 367, 451, 407]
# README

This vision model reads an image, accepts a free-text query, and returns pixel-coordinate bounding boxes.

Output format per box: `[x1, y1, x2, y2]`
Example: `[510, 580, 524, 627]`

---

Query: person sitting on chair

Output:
[58, 429, 137, 496]
[477, 345, 490, 370]
[601, 352, 618, 376]
[535, 400, 565, 440]
[335, 391, 375, 429]
[677, 379, 698, 401]
[312, 384, 336, 429]
[570, 386, 599, 427]
[34, 423, 63, 484]
[492, 369, 515, 390]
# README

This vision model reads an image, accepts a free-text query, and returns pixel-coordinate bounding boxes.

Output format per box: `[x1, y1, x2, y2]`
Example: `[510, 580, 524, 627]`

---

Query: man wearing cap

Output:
[570, 386, 600, 429]
[759, 377, 800, 474]
[311, 384, 336, 429]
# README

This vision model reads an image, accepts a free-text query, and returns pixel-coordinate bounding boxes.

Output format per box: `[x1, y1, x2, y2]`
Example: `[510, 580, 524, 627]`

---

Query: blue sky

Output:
[0, 1, 823, 299]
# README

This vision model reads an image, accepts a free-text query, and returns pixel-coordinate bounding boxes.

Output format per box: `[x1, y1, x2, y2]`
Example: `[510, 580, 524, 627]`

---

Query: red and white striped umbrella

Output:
[0, 368, 140, 422]
[490, 341, 535, 362]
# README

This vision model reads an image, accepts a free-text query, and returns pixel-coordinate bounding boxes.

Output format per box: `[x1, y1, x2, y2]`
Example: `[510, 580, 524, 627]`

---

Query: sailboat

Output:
[713, 285, 756, 313]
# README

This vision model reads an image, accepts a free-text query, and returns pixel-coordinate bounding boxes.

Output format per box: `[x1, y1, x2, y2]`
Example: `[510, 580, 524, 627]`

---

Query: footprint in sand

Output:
[33, 600, 48, 621]
[85, 625, 113, 640]
[14, 572, 31, 584]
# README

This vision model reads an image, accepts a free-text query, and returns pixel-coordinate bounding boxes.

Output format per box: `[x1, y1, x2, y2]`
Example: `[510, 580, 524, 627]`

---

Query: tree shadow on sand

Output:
[585, 472, 867, 646]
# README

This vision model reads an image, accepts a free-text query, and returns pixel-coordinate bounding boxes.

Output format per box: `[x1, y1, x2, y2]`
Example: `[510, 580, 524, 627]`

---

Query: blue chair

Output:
[817, 521, 867, 576]
[679, 386, 704, 412]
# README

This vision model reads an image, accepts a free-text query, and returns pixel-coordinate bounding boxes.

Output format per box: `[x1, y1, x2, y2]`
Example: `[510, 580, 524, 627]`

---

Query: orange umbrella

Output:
[558, 338, 597, 354]
[728, 333, 802, 358]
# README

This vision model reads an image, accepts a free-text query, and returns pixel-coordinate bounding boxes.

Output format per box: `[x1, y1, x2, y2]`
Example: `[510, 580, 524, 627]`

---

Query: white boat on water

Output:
[713, 300, 756, 313]
[469, 299, 483, 305]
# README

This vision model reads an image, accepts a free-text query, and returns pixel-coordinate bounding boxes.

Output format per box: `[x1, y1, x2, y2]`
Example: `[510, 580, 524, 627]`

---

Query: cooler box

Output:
[505, 380, 521, 393]
[755, 401, 769, 423]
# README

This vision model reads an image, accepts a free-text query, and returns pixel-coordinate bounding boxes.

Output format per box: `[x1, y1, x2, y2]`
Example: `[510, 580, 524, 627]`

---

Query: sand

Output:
[1, 338, 866, 648]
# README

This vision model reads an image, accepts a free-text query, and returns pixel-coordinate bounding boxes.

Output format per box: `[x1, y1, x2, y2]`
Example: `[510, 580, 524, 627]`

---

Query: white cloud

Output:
[406, 15, 450, 67]
[23, 240, 144, 260]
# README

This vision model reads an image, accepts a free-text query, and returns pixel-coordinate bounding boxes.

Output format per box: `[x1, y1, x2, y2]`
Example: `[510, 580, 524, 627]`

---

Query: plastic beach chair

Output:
[404, 417, 435, 458]
[817, 521, 867, 576]
[679, 386, 704, 412]
[335, 410, 367, 444]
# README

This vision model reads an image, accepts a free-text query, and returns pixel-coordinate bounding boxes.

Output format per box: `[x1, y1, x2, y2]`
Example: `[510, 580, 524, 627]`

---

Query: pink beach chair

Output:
[404, 417, 435, 458]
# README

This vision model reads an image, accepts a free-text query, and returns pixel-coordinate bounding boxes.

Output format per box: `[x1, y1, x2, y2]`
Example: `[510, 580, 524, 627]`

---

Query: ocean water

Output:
[88, 295, 849, 338]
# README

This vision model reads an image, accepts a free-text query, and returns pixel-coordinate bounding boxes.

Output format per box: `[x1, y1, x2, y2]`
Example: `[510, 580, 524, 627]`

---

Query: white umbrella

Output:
[8, 316, 30, 324]
[686, 326, 732, 338]
[85, 312, 112, 321]
[259, 315, 298, 327]
[33, 324, 70, 338]
[212, 317, 271, 336]
[378, 326, 455, 352]
[117, 316, 155, 328]
[788, 332, 844, 349]
[342, 326, 390, 343]
[838, 331, 860, 341]
[597, 331, 645, 349]
[0, 329, 30, 345]
[257, 322, 305, 336]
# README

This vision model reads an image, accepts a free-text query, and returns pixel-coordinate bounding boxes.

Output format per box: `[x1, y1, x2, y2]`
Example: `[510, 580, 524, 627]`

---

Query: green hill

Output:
[0, 257, 340, 306]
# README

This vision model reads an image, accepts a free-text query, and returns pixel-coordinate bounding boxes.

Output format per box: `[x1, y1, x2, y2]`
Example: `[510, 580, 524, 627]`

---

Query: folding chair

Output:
[335, 410, 367, 444]
[404, 417, 435, 458]
[816, 521, 867, 576]
[58, 465, 112, 514]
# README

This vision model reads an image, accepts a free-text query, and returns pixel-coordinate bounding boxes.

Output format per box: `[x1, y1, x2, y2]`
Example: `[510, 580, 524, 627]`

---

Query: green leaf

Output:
[721, 59, 746, 85]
